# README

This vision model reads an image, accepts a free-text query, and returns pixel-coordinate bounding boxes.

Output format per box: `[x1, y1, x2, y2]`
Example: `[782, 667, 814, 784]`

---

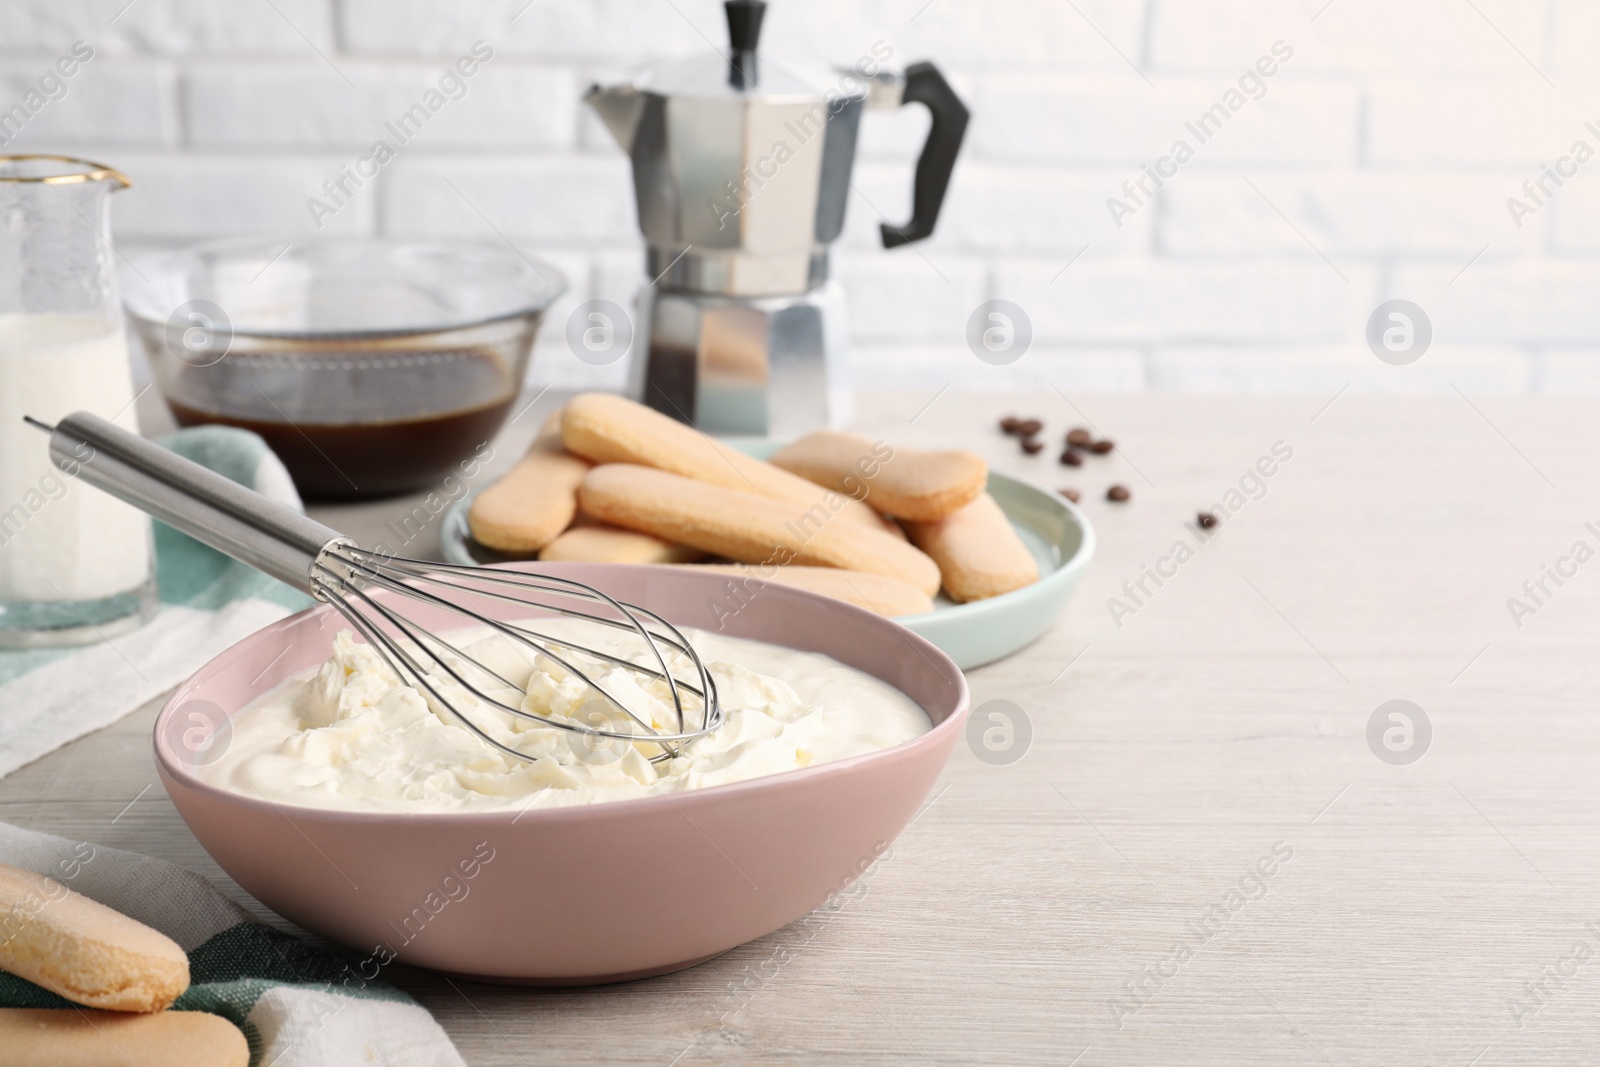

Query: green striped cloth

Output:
[0, 820, 466, 1066]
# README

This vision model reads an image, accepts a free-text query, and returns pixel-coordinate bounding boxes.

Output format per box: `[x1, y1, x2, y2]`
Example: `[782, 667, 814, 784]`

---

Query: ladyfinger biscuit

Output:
[539, 523, 706, 565]
[579, 464, 941, 596]
[681, 564, 934, 617]
[0, 1008, 248, 1067]
[903, 493, 1039, 603]
[468, 415, 592, 553]
[0, 863, 188, 1013]
[770, 429, 986, 522]
[561, 393, 902, 536]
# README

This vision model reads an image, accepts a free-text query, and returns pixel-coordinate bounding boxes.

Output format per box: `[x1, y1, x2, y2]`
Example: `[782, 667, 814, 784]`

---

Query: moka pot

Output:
[585, 0, 967, 435]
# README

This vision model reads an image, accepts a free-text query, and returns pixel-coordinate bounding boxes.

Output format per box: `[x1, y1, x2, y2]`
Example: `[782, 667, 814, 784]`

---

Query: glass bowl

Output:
[124, 238, 566, 500]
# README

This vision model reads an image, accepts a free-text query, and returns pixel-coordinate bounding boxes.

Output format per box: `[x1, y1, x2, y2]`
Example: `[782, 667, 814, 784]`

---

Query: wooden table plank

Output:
[4, 389, 1599, 1065]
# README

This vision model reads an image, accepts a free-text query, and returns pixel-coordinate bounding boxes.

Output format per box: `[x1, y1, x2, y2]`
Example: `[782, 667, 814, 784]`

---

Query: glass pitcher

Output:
[0, 155, 157, 646]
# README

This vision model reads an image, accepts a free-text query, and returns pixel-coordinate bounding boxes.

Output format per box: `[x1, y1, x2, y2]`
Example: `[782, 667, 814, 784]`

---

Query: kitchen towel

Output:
[0, 820, 467, 1067]
[0, 426, 313, 780]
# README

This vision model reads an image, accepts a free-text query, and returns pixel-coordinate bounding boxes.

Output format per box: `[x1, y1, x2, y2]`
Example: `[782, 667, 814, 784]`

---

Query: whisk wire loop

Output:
[370, 557, 705, 734]
[306, 544, 722, 764]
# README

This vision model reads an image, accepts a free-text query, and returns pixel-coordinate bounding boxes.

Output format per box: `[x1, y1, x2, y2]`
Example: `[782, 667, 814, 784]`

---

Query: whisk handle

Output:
[38, 411, 343, 594]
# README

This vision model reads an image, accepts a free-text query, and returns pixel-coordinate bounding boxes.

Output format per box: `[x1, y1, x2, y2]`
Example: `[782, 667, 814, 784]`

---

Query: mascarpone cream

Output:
[200, 620, 928, 813]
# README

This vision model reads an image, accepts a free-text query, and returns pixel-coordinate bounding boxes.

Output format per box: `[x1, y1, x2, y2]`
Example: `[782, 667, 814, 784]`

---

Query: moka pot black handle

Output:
[881, 61, 969, 248]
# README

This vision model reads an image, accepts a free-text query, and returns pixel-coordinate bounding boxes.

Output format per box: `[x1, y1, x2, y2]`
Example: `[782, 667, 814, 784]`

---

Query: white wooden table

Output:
[4, 388, 1599, 1066]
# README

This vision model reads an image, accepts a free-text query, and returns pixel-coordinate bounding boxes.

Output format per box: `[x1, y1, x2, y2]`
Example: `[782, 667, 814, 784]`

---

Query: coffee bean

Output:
[999, 416, 1020, 434]
[1106, 484, 1130, 502]
[1089, 439, 1114, 454]
[1016, 418, 1043, 437]
[1065, 428, 1092, 447]
[1021, 438, 1044, 455]
[1198, 511, 1218, 529]
[1058, 488, 1080, 503]
[1058, 449, 1083, 466]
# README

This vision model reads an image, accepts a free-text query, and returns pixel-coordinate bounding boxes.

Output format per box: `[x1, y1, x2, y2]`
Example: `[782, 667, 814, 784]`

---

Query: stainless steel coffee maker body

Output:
[586, 0, 966, 435]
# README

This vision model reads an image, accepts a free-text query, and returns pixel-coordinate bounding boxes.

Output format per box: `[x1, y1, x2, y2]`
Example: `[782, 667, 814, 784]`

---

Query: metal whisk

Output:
[27, 411, 723, 763]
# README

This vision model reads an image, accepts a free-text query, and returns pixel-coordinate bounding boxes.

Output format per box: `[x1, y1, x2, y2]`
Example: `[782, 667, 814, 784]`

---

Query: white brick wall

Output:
[1161, 174, 1527, 257]
[183, 65, 579, 149]
[3, 0, 1596, 393]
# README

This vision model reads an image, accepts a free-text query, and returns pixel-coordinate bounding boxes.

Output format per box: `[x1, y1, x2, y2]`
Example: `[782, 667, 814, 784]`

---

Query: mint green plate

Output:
[439, 447, 1093, 669]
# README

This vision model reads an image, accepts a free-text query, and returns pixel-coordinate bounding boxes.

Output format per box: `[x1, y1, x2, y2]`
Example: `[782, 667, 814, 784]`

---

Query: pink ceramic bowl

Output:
[155, 563, 968, 985]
